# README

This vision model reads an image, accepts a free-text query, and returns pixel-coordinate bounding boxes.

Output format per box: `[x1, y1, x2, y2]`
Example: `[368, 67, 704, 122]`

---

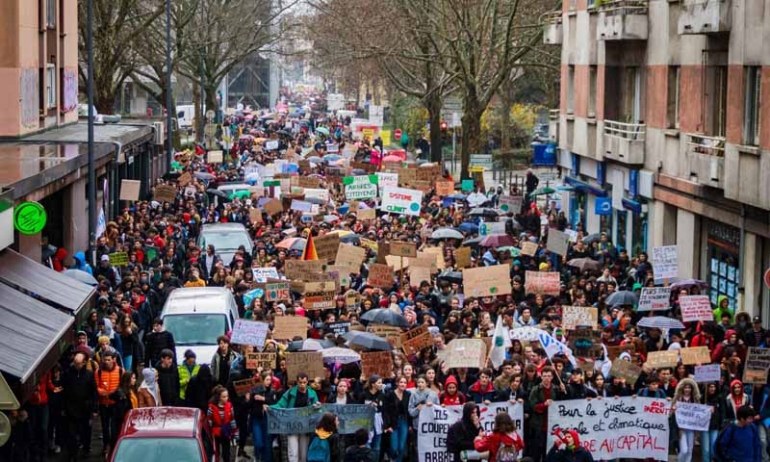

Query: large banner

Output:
[418, 402, 524, 462]
[547, 397, 670, 461]
[267, 404, 374, 435]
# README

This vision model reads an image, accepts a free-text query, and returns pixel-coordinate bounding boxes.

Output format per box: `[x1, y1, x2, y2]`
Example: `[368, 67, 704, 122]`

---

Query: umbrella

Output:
[326, 230, 353, 237]
[276, 237, 307, 251]
[343, 331, 394, 351]
[496, 246, 520, 257]
[287, 339, 333, 352]
[637, 317, 685, 330]
[339, 234, 361, 245]
[306, 156, 323, 163]
[457, 222, 479, 234]
[462, 236, 484, 247]
[437, 271, 463, 285]
[382, 155, 403, 163]
[528, 187, 556, 197]
[324, 215, 340, 223]
[305, 197, 327, 205]
[276, 129, 291, 136]
[243, 288, 265, 307]
[316, 127, 330, 136]
[581, 233, 602, 245]
[447, 194, 466, 200]
[669, 279, 709, 291]
[480, 234, 516, 248]
[567, 258, 602, 273]
[162, 171, 181, 180]
[351, 169, 367, 175]
[360, 309, 410, 328]
[206, 189, 232, 201]
[194, 172, 215, 180]
[468, 208, 499, 218]
[324, 154, 342, 162]
[321, 347, 361, 364]
[431, 228, 464, 240]
[606, 290, 639, 307]
[509, 326, 549, 342]
[62, 269, 98, 286]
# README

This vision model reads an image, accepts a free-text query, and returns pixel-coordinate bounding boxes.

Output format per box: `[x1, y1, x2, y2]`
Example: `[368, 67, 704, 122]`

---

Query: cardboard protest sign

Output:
[606, 343, 636, 360]
[284, 260, 326, 280]
[675, 403, 711, 431]
[264, 281, 290, 302]
[389, 242, 417, 258]
[367, 263, 394, 288]
[400, 325, 434, 355]
[267, 404, 374, 435]
[462, 265, 512, 297]
[273, 317, 308, 340]
[409, 266, 432, 288]
[679, 346, 711, 365]
[252, 267, 279, 283]
[547, 228, 570, 256]
[420, 247, 445, 270]
[637, 287, 671, 311]
[357, 208, 376, 220]
[610, 358, 642, 385]
[297, 177, 322, 189]
[108, 252, 128, 267]
[695, 364, 721, 383]
[286, 352, 325, 382]
[177, 172, 192, 187]
[679, 295, 713, 322]
[562, 306, 598, 330]
[335, 244, 366, 271]
[645, 350, 680, 369]
[344, 291, 360, 309]
[207, 150, 224, 163]
[568, 328, 603, 359]
[325, 322, 351, 336]
[520, 241, 539, 257]
[154, 185, 177, 202]
[290, 200, 313, 213]
[454, 246, 472, 269]
[368, 324, 402, 348]
[361, 351, 394, 379]
[498, 195, 523, 214]
[435, 180, 454, 196]
[376, 172, 398, 190]
[314, 234, 340, 262]
[263, 199, 283, 216]
[652, 245, 678, 281]
[524, 271, 560, 296]
[547, 397, 670, 461]
[444, 339, 486, 369]
[249, 207, 263, 224]
[303, 289, 336, 310]
[245, 352, 276, 370]
[744, 347, 770, 384]
[418, 402, 524, 462]
[230, 320, 269, 348]
[232, 376, 261, 396]
[120, 179, 141, 201]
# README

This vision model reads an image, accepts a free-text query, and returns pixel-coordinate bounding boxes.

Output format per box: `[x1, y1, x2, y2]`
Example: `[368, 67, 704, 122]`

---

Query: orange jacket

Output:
[96, 365, 123, 406]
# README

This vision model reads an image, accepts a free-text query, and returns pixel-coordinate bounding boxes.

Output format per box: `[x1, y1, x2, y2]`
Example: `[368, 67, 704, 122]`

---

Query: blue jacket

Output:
[720, 422, 762, 462]
[72, 251, 93, 275]
[307, 431, 332, 462]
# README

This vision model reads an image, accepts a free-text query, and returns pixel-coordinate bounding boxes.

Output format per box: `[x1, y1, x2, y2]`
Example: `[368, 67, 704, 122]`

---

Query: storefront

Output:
[704, 219, 741, 311]
[606, 166, 649, 255]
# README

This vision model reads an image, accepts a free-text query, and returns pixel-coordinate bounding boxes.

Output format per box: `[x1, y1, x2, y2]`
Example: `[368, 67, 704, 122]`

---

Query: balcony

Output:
[685, 133, 725, 188]
[678, 0, 731, 35]
[543, 12, 563, 45]
[549, 110, 559, 142]
[596, 0, 648, 41]
[603, 120, 646, 164]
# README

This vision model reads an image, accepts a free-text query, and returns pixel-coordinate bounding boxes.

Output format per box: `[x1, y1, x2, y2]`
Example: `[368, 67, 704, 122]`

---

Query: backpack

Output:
[713, 422, 757, 462]
[307, 435, 330, 462]
[496, 442, 519, 462]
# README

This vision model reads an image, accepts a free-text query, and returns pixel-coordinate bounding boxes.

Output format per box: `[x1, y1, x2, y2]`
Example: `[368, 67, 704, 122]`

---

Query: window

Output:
[743, 66, 761, 146]
[589, 66, 597, 117]
[46, 64, 56, 109]
[567, 66, 575, 114]
[712, 66, 728, 137]
[666, 66, 680, 129]
[46, 0, 56, 28]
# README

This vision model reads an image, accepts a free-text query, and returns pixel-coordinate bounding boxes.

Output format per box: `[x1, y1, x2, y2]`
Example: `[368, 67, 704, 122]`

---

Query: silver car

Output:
[198, 222, 252, 266]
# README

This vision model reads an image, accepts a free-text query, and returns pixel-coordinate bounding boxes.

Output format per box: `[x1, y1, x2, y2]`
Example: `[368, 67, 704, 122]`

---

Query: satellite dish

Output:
[0, 412, 11, 447]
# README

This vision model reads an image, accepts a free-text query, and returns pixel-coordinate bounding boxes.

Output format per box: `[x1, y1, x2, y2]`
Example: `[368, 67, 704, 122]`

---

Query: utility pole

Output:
[87, 0, 96, 263]
[165, 0, 173, 170]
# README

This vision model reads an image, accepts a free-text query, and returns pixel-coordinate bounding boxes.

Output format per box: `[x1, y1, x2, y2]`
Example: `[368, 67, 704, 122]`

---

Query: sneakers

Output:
[237, 447, 252, 460]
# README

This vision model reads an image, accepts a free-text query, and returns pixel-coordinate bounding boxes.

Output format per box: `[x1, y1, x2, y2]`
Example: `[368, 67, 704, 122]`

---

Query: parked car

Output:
[160, 287, 240, 365]
[198, 222, 253, 265]
[111, 407, 217, 462]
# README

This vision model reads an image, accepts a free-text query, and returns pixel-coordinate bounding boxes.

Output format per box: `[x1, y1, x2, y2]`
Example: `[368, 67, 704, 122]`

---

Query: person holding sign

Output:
[672, 378, 701, 462]
[272, 372, 321, 462]
[249, 370, 280, 462]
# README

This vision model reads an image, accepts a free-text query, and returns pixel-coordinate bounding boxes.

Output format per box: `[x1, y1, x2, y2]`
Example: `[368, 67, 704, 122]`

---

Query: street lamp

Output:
[165, 0, 173, 171]
[87, 0, 96, 263]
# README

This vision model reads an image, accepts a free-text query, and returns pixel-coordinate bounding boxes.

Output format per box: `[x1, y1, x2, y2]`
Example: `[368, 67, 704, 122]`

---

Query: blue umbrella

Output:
[325, 154, 342, 162]
[457, 222, 479, 233]
[337, 204, 350, 214]
[447, 194, 467, 200]
[243, 288, 265, 306]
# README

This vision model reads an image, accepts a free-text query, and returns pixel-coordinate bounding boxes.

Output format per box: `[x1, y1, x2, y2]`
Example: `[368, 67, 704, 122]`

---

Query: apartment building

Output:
[546, 0, 770, 316]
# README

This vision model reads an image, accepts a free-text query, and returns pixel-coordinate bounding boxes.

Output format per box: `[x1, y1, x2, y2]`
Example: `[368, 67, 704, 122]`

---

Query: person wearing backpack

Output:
[308, 412, 338, 462]
[716, 404, 763, 462]
[474, 412, 524, 462]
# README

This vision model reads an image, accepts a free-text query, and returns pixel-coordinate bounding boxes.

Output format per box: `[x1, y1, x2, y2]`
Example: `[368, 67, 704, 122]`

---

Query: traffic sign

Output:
[595, 197, 612, 216]
[469, 154, 493, 170]
[13, 202, 47, 235]
[394, 129, 402, 141]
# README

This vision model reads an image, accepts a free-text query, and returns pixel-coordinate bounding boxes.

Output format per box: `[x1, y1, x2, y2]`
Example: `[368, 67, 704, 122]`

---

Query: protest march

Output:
[10, 92, 770, 462]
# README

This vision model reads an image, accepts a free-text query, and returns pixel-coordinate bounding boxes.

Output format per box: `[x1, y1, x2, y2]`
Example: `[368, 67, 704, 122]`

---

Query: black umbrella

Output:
[206, 189, 231, 200]
[343, 331, 394, 351]
[462, 236, 484, 247]
[468, 208, 499, 218]
[360, 309, 410, 328]
[582, 233, 602, 245]
[276, 129, 291, 136]
[437, 270, 463, 284]
[162, 171, 181, 180]
[606, 290, 639, 307]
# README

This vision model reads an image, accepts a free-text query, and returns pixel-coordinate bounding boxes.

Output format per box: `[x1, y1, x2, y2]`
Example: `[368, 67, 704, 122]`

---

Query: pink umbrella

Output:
[383, 155, 402, 163]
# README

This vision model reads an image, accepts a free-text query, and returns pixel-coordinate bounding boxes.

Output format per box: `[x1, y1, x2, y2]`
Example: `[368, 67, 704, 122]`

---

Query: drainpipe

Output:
[738, 204, 746, 313]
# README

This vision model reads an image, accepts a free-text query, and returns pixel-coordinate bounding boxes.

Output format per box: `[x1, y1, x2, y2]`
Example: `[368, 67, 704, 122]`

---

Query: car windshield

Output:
[163, 314, 227, 346]
[199, 231, 252, 252]
[113, 438, 202, 462]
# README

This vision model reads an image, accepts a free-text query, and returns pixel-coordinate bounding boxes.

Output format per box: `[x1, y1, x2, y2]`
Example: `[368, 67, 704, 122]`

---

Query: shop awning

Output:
[0, 249, 95, 315]
[564, 176, 608, 197]
[0, 282, 73, 382]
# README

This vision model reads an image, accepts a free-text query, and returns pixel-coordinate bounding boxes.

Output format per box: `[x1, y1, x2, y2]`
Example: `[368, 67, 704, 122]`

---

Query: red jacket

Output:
[474, 431, 524, 462]
[28, 372, 49, 406]
[208, 402, 234, 438]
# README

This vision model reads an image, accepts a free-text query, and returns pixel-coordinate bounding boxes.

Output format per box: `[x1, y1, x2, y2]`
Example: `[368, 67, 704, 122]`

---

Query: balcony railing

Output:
[686, 133, 725, 157]
[542, 11, 563, 45]
[597, 0, 649, 40]
[549, 109, 560, 120]
[685, 133, 725, 188]
[603, 120, 646, 164]
[678, 0, 732, 35]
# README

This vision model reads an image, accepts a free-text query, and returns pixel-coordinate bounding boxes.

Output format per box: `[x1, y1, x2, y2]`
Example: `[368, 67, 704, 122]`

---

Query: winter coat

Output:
[137, 387, 161, 408]
[408, 388, 439, 428]
[272, 385, 319, 409]
[382, 389, 411, 429]
[143, 330, 176, 366]
[474, 430, 524, 462]
[178, 363, 200, 400]
[185, 365, 216, 411]
[308, 429, 335, 462]
[447, 403, 481, 462]
[157, 365, 180, 406]
[61, 366, 96, 419]
[467, 380, 496, 403]
[344, 445, 377, 462]
[210, 349, 238, 386]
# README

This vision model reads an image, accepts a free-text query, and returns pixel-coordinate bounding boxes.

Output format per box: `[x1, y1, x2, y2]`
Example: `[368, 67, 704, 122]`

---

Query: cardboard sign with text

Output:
[263, 199, 283, 216]
[520, 241, 539, 257]
[652, 245, 678, 281]
[314, 234, 340, 262]
[389, 242, 417, 258]
[120, 179, 141, 201]
[358, 208, 376, 220]
[435, 180, 454, 196]
[232, 376, 262, 396]
[177, 172, 192, 187]
[335, 244, 366, 271]
[606, 343, 636, 361]
[562, 306, 598, 330]
[454, 246, 472, 269]
[284, 260, 326, 280]
[367, 263, 394, 288]
[265, 281, 290, 302]
[273, 316, 308, 340]
[303, 289, 336, 310]
[154, 185, 177, 202]
[400, 325, 434, 355]
[637, 287, 671, 311]
[524, 271, 560, 296]
[368, 324, 403, 348]
[546, 228, 570, 257]
[610, 359, 642, 385]
[744, 347, 770, 384]
[463, 265, 512, 297]
[645, 350, 680, 369]
[444, 339, 487, 369]
[246, 352, 277, 370]
[286, 352, 325, 383]
[680, 295, 713, 322]
[249, 207, 263, 224]
[409, 265, 432, 288]
[679, 347, 711, 366]
[361, 351, 394, 379]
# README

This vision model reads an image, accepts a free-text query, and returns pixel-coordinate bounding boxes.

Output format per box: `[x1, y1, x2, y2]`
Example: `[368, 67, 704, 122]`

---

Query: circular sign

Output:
[13, 201, 47, 235]
[394, 129, 402, 140]
[0, 411, 10, 447]
[764, 267, 770, 290]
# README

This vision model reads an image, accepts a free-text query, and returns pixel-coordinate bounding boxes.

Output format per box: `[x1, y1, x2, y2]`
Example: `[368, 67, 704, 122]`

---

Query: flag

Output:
[538, 331, 577, 367]
[489, 315, 510, 368]
[95, 207, 107, 238]
[302, 233, 319, 260]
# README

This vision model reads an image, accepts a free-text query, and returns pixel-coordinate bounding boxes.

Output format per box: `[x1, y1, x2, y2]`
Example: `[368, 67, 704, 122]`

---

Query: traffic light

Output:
[440, 121, 448, 131]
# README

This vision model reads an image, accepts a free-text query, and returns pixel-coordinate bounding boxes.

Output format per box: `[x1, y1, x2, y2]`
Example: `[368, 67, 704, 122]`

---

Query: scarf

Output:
[140, 368, 159, 404]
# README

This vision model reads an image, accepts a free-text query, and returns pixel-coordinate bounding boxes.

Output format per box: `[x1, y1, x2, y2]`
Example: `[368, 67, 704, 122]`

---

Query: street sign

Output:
[394, 129, 402, 141]
[13, 201, 47, 235]
[537, 170, 558, 182]
[442, 97, 463, 128]
[595, 197, 612, 216]
[469, 154, 493, 170]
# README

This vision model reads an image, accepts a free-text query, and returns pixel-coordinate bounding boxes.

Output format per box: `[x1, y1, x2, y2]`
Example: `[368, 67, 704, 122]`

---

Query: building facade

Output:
[547, 0, 770, 316]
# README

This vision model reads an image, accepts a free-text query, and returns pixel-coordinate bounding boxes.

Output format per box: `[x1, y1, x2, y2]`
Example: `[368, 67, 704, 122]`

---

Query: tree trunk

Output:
[460, 103, 484, 180]
[425, 94, 443, 163]
[192, 80, 201, 137]
[205, 86, 219, 113]
[500, 91, 512, 151]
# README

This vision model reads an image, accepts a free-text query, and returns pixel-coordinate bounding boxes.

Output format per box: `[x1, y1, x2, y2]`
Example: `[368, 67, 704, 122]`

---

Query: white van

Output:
[177, 104, 197, 129]
[160, 287, 239, 365]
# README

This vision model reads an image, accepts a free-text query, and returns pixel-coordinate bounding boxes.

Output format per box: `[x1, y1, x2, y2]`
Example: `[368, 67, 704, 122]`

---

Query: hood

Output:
[730, 379, 744, 396]
[674, 378, 701, 402]
[444, 375, 458, 391]
[74, 251, 86, 265]
[724, 329, 738, 341]
[54, 248, 68, 259]
[717, 295, 730, 309]
[461, 402, 477, 426]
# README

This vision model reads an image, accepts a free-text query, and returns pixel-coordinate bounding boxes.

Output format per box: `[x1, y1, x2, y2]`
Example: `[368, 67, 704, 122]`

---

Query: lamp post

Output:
[165, 0, 173, 171]
[87, 0, 96, 263]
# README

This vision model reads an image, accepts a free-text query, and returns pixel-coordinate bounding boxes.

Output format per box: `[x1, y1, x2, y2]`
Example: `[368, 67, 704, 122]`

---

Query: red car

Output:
[111, 407, 218, 462]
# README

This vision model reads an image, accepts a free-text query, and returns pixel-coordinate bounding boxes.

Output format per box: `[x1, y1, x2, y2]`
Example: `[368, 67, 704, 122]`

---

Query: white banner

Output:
[674, 402, 711, 431]
[637, 287, 671, 311]
[652, 245, 678, 281]
[376, 172, 399, 190]
[381, 187, 423, 216]
[418, 402, 524, 462]
[547, 397, 670, 461]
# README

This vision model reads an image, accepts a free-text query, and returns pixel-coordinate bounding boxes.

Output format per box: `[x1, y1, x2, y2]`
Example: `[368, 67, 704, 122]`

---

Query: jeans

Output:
[252, 417, 272, 462]
[701, 429, 719, 462]
[99, 405, 118, 451]
[369, 433, 381, 460]
[678, 429, 695, 462]
[287, 434, 309, 462]
[389, 416, 408, 462]
[123, 355, 133, 372]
